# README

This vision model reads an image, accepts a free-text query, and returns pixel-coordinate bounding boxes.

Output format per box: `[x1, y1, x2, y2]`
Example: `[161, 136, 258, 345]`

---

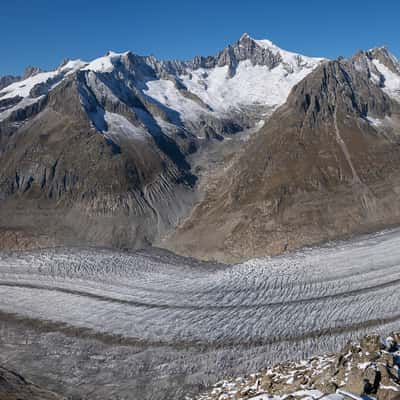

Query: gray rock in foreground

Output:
[0, 365, 65, 400]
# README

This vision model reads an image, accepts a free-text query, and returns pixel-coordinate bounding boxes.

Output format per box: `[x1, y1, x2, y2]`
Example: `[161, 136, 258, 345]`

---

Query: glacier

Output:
[0, 229, 400, 399]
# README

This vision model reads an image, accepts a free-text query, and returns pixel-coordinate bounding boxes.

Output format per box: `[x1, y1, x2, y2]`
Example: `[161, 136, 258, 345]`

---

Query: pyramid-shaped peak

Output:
[237, 32, 275, 48]
[238, 32, 254, 42]
[369, 46, 397, 61]
[22, 65, 43, 79]
[367, 46, 400, 74]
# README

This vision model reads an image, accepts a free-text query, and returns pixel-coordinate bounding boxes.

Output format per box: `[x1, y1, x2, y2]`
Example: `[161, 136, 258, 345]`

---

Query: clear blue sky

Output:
[1, 0, 399, 76]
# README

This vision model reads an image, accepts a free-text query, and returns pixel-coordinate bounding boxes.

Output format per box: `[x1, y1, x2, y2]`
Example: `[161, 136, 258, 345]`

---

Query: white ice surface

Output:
[0, 96, 43, 122]
[180, 59, 320, 114]
[0, 71, 59, 100]
[144, 79, 206, 120]
[82, 51, 130, 73]
[254, 38, 325, 68]
[0, 59, 85, 101]
[60, 59, 88, 74]
[0, 229, 400, 344]
[1, 230, 400, 400]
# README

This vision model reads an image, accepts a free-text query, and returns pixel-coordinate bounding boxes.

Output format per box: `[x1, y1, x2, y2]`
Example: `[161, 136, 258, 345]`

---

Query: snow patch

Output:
[366, 115, 393, 127]
[373, 59, 400, 102]
[82, 51, 130, 73]
[366, 116, 383, 126]
[380, 385, 400, 391]
[254, 38, 325, 68]
[0, 96, 44, 122]
[0, 71, 60, 100]
[357, 362, 372, 369]
[144, 79, 206, 121]
[180, 58, 320, 114]
[104, 111, 148, 140]
[60, 59, 88, 75]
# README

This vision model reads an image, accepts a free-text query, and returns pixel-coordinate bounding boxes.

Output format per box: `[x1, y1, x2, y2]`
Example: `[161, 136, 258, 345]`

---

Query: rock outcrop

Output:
[0, 365, 65, 400]
[0, 75, 19, 91]
[191, 333, 400, 400]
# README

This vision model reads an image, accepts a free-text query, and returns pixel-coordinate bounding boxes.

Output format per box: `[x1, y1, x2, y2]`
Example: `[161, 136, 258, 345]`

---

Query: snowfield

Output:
[0, 36, 324, 131]
[0, 229, 400, 399]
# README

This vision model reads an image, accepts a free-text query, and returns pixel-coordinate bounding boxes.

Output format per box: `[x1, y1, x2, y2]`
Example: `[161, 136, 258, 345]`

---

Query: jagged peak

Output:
[367, 46, 400, 75]
[237, 32, 276, 49]
[368, 45, 396, 60]
[235, 33, 326, 69]
[57, 57, 70, 69]
[369, 46, 398, 62]
[81, 50, 132, 73]
[106, 50, 126, 57]
[239, 32, 252, 41]
[368, 44, 391, 53]
[59, 59, 88, 72]
[22, 65, 44, 79]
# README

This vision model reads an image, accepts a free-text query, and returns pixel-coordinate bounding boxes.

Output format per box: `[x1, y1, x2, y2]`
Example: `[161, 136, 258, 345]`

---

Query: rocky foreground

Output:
[191, 333, 400, 400]
[1, 331, 399, 400]
[0, 366, 64, 400]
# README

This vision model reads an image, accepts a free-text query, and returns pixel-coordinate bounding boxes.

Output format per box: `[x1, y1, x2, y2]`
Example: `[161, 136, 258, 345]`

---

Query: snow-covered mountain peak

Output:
[0, 38, 326, 137]
[59, 59, 88, 73]
[350, 46, 400, 74]
[368, 46, 400, 74]
[349, 46, 400, 103]
[252, 37, 275, 49]
[237, 32, 274, 47]
[368, 45, 398, 60]
[21, 65, 44, 80]
[238, 34, 326, 70]
[165, 36, 325, 115]
[238, 32, 252, 41]
[82, 51, 132, 73]
[0, 59, 85, 103]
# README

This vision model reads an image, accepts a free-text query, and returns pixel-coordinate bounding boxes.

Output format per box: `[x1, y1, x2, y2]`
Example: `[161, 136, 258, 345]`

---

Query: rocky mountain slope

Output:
[1, 36, 400, 261]
[0, 34, 323, 253]
[191, 332, 400, 400]
[164, 46, 400, 262]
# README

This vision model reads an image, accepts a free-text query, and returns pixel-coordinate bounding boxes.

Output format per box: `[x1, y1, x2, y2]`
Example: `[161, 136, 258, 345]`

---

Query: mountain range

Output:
[1, 34, 400, 262]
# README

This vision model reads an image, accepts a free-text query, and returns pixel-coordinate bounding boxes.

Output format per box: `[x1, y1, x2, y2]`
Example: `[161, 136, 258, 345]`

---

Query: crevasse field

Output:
[0, 229, 400, 399]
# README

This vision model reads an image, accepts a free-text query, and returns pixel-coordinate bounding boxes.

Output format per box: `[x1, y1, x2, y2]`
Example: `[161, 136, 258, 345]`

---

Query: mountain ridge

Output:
[0, 35, 400, 261]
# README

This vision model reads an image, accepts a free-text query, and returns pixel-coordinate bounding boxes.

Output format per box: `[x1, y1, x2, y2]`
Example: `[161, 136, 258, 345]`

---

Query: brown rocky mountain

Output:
[164, 48, 400, 262]
[0, 61, 198, 250]
[0, 37, 399, 262]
